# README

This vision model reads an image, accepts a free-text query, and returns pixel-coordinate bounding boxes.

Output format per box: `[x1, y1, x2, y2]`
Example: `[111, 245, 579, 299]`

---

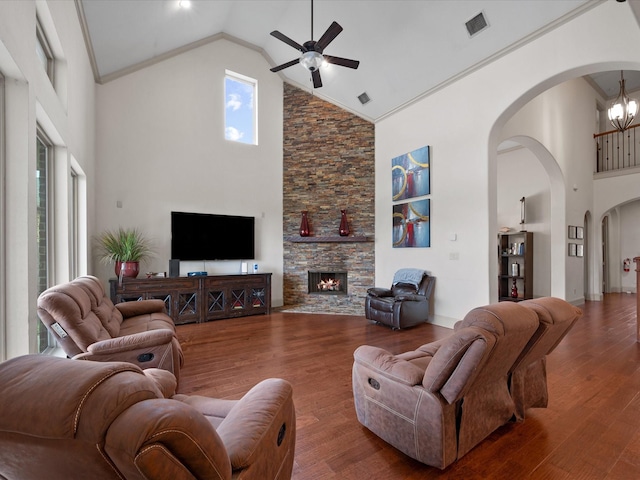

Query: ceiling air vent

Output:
[358, 92, 371, 105]
[465, 12, 488, 37]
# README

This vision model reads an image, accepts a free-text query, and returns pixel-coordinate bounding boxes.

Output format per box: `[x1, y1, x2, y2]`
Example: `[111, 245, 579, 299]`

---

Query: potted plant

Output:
[96, 228, 154, 278]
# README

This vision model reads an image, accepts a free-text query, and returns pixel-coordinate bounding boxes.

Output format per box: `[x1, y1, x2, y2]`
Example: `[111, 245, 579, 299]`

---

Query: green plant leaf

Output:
[95, 228, 154, 264]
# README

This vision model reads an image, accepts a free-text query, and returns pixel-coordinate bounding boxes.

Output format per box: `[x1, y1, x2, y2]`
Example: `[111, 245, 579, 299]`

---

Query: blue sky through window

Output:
[225, 73, 256, 145]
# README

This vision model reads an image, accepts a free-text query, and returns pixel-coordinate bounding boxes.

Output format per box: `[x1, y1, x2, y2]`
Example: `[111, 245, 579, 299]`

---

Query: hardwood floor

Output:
[176, 294, 640, 479]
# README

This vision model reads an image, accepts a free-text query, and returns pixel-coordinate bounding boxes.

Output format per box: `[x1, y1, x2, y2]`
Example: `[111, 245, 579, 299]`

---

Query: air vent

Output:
[465, 12, 488, 37]
[358, 92, 371, 105]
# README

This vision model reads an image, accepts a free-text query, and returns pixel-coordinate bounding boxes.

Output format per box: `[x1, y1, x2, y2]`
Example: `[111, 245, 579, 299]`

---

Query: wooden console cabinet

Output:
[110, 274, 271, 325]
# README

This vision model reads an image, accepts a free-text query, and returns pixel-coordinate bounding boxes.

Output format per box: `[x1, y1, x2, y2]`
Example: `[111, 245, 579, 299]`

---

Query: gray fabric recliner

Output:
[365, 269, 435, 329]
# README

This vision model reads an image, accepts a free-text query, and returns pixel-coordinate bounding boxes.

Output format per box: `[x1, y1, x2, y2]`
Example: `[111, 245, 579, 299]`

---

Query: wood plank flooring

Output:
[176, 293, 640, 479]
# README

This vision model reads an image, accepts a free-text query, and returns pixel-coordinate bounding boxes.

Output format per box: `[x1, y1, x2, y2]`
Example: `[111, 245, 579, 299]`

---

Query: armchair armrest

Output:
[105, 399, 233, 480]
[115, 299, 167, 318]
[75, 330, 179, 374]
[394, 294, 427, 302]
[216, 378, 295, 472]
[367, 287, 394, 297]
[422, 327, 491, 403]
[82, 329, 174, 356]
[353, 345, 424, 386]
[143, 368, 177, 398]
[415, 337, 449, 356]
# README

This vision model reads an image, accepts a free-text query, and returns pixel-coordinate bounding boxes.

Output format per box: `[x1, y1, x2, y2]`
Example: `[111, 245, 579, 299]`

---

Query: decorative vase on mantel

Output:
[299, 211, 310, 237]
[339, 209, 350, 237]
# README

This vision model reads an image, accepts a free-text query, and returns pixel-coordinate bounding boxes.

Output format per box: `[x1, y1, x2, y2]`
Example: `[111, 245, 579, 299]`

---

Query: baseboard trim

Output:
[430, 314, 457, 329]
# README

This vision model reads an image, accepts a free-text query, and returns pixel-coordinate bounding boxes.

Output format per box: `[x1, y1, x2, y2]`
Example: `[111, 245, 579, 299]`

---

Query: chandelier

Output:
[608, 70, 638, 131]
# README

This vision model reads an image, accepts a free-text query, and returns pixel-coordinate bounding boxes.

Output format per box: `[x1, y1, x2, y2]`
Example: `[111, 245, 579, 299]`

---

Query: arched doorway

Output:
[496, 137, 563, 298]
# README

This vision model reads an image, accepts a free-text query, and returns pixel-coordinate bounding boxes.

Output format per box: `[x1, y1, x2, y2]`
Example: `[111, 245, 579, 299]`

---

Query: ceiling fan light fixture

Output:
[269, 0, 358, 88]
[299, 51, 324, 72]
[608, 70, 638, 131]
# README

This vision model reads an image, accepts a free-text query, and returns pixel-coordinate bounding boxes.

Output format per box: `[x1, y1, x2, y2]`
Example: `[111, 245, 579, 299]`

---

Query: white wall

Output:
[375, 1, 640, 324]
[94, 39, 285, 305]
[0, 0, 96, 358]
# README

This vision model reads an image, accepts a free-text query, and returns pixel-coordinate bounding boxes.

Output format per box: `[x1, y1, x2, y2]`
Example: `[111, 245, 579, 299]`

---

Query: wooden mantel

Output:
[635, 257, 640, 342]
[284, 236, 371, 243]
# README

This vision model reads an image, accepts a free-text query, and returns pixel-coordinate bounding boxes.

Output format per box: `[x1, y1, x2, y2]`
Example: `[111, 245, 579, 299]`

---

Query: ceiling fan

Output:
[269, 0, 360, 88]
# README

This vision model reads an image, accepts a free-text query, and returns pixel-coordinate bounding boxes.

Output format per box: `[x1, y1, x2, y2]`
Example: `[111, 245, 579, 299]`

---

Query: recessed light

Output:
[178, 0, 191, 9]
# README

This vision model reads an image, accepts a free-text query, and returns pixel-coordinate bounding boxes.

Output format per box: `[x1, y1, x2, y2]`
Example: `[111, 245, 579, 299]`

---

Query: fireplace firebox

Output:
[308, 271, 347, 295]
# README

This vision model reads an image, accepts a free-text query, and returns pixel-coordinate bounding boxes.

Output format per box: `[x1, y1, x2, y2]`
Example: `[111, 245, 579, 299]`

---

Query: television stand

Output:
[109, 273, 271, 325]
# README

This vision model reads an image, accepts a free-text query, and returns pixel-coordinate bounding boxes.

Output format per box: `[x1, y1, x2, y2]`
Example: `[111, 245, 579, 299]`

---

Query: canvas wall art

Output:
[391, 145, 430, 201]
[393, 199, 430, 248]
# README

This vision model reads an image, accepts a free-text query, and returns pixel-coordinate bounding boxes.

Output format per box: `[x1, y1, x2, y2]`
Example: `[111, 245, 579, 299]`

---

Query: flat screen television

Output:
[171, 211, 255, 261]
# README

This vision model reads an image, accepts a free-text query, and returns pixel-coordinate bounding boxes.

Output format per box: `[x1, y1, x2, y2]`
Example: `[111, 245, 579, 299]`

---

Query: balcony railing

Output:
[594, 124, 640, 173]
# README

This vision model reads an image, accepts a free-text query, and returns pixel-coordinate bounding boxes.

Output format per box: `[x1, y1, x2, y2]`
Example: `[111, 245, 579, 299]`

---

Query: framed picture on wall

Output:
[391, 145, 430, 201]
[576, 226, 584, 239]
[392, 199, 430, 248]
[568, 226, 577, 239]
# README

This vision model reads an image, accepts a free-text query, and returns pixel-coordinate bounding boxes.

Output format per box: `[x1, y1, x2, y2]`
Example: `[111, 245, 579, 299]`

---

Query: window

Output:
[69, 158, 88, 279]
[36, 17, 54, 83]
[70, 167, 79, 279]
[36, 129, 52, 353]
[224, 71, 257, 145]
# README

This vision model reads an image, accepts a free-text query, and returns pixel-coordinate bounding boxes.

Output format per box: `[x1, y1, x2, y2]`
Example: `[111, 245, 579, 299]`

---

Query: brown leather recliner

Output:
[37, 275, 183, 382]
[508, 297, 582, 420]
[352, 302, 539, 469]
[0, 355, 296, 480]
[365, 269, 435, 329]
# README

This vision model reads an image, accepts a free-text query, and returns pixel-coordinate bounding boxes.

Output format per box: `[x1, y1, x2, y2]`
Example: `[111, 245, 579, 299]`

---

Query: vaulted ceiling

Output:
[77, 0, 640, 123]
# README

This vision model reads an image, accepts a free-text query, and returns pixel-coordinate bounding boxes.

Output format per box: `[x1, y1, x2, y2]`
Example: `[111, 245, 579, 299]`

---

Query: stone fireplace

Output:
[282, 84, 375, 315]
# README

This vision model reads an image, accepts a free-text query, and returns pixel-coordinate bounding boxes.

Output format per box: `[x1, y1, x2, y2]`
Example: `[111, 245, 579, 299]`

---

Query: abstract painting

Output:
[393, 199, 430, 248]
[391, 145, 430, 201]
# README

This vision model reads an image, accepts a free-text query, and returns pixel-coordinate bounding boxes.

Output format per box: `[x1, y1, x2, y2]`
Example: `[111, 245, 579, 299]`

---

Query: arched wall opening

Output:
[594, 163, 640, 293]
[497, 136, 564, 298]
[489, 62, 640, 303]
[597, 198, 640, 296]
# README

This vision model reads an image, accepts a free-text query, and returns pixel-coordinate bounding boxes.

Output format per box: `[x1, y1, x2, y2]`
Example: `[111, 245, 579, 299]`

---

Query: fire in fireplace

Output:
[308, 271, 348, 295]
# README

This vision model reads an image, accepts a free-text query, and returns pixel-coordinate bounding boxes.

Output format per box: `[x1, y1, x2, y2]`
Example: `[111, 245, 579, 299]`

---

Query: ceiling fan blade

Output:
[323, 55, 360, 69]
[316, 21, 343, 51]
[312, 69, 322, 88]
[270, 30, 305, 52]
[270, 58, 301, 73]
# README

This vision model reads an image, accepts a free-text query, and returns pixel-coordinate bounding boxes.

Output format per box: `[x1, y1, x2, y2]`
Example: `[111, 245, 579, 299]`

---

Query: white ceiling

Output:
[78, 0, 640, 122]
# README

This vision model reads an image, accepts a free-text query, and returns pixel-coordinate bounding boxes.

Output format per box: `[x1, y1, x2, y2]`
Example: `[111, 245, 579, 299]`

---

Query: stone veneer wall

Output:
[282, 83, 375, 315]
